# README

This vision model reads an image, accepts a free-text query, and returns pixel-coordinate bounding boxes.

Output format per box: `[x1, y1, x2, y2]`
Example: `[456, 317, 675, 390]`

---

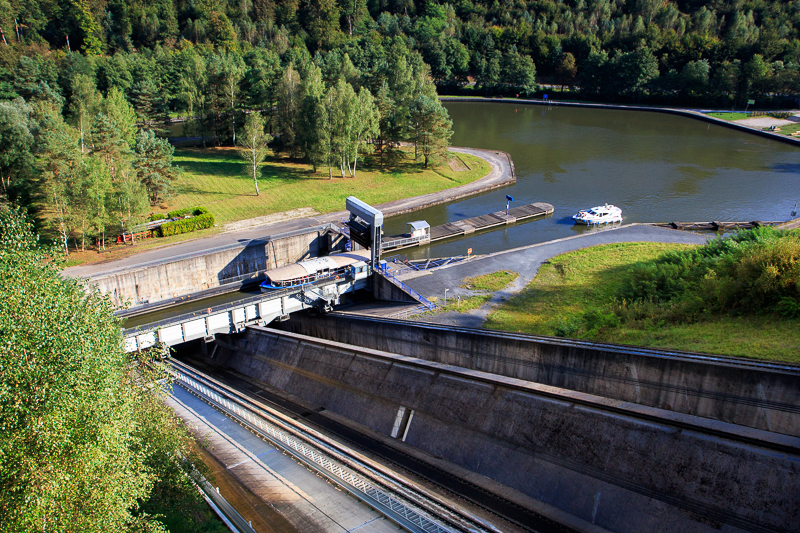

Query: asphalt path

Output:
[402, 224, 710, 328]
[64, 146, 512, 279]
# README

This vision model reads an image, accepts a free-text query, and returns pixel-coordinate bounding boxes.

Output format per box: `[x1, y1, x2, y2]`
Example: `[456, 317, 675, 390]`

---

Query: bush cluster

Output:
[617, 227, 800, 320]
[157, 207, 215, 237]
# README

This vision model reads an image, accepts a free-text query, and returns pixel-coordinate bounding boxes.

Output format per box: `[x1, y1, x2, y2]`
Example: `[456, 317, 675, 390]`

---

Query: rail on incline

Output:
[377, 268, 437, 311]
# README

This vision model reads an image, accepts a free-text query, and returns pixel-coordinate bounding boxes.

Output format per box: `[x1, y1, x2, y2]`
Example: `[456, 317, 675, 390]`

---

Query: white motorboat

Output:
[572, 204, 623, 225]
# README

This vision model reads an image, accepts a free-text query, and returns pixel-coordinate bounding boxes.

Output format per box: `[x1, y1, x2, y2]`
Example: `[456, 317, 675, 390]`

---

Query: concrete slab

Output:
[166, 385, 403, 533]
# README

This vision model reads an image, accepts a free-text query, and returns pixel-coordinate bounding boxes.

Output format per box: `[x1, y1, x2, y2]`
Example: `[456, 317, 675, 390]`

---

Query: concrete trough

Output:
[207, 327, 800, 533]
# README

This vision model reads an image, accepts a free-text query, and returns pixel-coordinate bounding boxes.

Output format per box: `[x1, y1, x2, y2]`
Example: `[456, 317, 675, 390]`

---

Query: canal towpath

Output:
[64, 146, 514, 279]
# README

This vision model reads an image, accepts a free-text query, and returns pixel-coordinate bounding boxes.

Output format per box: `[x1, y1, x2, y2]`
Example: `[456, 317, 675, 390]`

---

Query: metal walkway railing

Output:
[378, 269, 437, 311]
[172, 362, 467, 533]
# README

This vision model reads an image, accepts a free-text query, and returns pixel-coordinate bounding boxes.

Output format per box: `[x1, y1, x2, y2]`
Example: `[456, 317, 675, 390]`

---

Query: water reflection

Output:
[382, 102, 800, 259]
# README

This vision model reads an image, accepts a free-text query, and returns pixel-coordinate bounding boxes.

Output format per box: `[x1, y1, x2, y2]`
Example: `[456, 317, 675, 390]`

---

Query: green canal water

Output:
[382, 102, 800, 259]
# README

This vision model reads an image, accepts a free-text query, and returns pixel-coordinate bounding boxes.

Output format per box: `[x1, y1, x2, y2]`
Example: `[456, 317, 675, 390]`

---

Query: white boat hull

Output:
[573, 204, 623, 225]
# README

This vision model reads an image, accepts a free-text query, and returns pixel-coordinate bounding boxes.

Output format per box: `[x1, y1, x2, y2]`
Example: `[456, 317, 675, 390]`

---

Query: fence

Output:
[377, 268, 436, 311]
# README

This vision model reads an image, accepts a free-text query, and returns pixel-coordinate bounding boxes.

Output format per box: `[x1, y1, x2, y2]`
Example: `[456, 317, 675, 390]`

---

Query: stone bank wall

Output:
[211, 327, 800, 533]
[277, 314, 800, 437]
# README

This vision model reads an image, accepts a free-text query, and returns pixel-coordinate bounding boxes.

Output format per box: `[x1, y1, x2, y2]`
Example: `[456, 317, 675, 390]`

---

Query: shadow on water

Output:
[772, 163, 800, 174]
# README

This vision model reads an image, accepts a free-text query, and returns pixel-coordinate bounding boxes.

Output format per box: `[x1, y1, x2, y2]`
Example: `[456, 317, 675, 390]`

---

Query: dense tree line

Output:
[0, 207, 227, 533]
[0, 85, 178, 255]
[0, 0, 797, 107]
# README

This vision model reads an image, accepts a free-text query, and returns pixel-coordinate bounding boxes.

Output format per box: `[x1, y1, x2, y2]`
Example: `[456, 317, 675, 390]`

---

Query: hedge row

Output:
[158, 212, 215, 237]
[149, 206, 211, 222]
[167, 206, 210, 218]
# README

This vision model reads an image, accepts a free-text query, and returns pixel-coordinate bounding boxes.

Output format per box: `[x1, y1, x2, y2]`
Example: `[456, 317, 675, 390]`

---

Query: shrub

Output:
[167, 206, 209, 218]
[149, 213, 168, 222]
[617, 227, 800, 317]
[157, 206, 215, 237]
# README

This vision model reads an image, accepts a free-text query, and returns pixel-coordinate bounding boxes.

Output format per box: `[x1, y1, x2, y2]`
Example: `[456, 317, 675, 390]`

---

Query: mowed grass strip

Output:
[426, 270, 519, 314]
[459, 270, 519, 292]
[169, 147, 490, 225]
[483, 242, 800, 362]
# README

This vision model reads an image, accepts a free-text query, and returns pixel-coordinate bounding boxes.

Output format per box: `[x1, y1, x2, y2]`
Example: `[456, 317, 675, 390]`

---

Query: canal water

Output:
[382, 102, 800, 260]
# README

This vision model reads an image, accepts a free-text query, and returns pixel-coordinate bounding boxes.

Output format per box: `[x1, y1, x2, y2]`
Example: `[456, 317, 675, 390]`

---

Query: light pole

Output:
[444, 288, 449, 306]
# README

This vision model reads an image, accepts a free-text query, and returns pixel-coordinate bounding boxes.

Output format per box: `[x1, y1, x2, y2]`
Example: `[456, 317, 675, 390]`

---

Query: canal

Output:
[382, 102, 800, 260]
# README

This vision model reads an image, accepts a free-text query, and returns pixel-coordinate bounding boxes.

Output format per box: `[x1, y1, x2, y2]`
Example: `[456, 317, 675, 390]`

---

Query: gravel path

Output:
[403, 224, 710, 328]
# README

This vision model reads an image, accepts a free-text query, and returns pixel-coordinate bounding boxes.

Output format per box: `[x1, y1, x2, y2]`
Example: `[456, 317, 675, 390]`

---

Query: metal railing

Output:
[122, 276, 338, 337]
[172, 362, 464, 533]
[378, 269, 437, 311]
[383, 254, 473, 276]
[381, 235, 427, 250]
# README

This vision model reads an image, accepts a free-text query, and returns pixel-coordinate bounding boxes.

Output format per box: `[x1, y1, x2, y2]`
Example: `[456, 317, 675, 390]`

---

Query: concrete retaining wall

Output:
[92, 227, 345, 306]
[276, 314, 800, 438]
[211, 327, 800, 533]
[372, 273, 419, 303]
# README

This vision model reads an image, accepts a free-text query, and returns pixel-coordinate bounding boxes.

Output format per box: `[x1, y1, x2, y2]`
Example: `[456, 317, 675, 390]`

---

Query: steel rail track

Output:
[179, 355, 582, 533]
[167, 358, 509, 533]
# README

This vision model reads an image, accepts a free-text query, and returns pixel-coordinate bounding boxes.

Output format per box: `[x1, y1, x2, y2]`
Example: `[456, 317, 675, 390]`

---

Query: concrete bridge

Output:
[122, 266, 373, 352]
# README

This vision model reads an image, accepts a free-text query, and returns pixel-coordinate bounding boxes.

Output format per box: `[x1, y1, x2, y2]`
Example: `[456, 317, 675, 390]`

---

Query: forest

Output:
[0, 0, 797, 107]
[0, 0, 798, 251]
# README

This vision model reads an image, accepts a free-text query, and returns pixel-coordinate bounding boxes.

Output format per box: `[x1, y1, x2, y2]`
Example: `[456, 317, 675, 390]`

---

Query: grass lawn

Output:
[61, 147, 490, 266]
[425, 270, 519, 314]
[459, 270, 518, 292]
[166, 147, 489, 225]
[705, 112, 749, 121]
[483, 242, 800, 363]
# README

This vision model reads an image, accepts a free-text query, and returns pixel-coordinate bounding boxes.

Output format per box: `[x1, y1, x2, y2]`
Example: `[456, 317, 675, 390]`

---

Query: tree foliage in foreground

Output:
[0, 207, 224, 533]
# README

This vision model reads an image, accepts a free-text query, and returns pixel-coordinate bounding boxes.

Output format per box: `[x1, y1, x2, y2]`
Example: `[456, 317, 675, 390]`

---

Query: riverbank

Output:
[64, 146, 514, 278]
[401, 224, 800, 361]
[441, 96, 800, 147]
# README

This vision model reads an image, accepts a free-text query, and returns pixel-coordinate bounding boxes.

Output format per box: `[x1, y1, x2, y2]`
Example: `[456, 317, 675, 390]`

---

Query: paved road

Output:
[402, 224, 710, 328]
[65, 146, 512, 279]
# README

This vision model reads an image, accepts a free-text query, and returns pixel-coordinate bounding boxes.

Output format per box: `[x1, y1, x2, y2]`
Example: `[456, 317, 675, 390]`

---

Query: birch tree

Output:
[68, 74, 101, 154]
[236, 112, 272, 196]
[276, 65, 301, 158]
[350, 87, 379, 178]
[38, 110, 80, 254]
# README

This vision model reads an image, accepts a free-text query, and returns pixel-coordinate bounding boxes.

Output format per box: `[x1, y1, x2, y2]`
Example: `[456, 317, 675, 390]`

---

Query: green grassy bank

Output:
[168, 147, 489, 225]
[64, 147, 490, 266]
[484, 240, 800, 363]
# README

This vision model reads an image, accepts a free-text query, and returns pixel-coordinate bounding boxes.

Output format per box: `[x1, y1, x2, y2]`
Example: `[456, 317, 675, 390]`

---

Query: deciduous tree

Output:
[409, 94, 452, 169]
[236, 112, 272, 196]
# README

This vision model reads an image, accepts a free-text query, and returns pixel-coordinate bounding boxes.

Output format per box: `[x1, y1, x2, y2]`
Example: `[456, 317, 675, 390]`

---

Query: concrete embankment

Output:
[207, 326, 800, 533]
[91, 225, 346, 306]
[276, 314, 800, 438]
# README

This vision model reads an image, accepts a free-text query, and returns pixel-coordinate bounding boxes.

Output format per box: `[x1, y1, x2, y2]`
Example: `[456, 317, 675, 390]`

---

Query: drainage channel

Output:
[168, 358, 494, 533]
